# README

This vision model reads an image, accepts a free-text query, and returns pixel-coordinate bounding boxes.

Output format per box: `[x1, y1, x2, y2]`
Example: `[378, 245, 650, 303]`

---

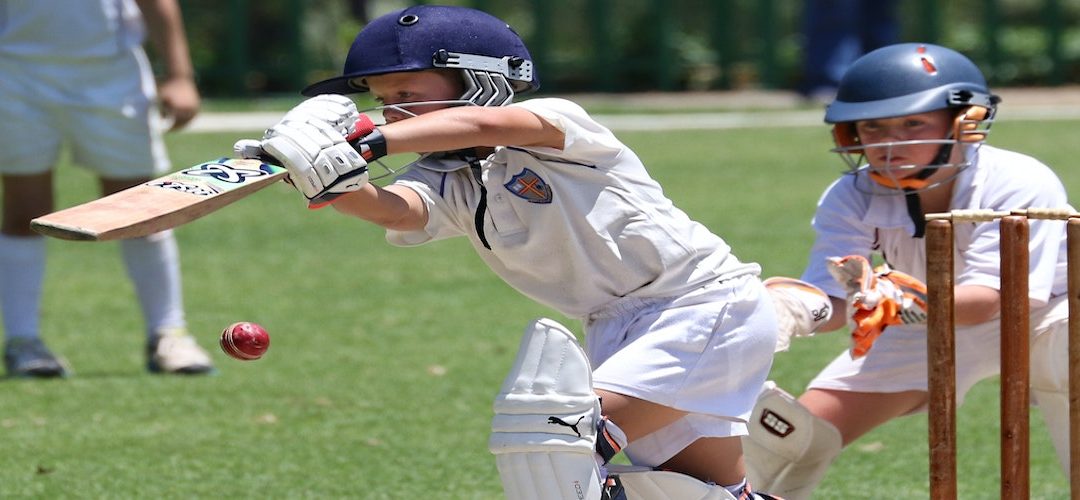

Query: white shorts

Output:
[808, 294, 1070, 412]
[0, 50, 169, 178]
[585, 274, 778, 465]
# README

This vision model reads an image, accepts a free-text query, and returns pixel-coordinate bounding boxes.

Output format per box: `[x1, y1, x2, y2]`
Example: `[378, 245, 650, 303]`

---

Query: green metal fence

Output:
[181, 0, 1079, 97]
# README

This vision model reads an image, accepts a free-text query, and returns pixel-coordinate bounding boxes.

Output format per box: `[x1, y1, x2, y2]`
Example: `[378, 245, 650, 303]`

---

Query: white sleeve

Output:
[956, 156, 1070, 303]
[384, 168, 472, 247]
[510, 98, 624, 166]
[799, 177, 877, 299]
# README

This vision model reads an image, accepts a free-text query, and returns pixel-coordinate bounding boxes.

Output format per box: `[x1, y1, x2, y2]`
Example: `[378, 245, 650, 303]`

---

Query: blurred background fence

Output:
[178, 0, 1080, 97]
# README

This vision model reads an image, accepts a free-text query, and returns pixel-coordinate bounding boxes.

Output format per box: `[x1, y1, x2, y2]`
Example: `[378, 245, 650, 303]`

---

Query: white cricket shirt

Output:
[388, 98, 759, 317]
[801, 144, 1071, 305]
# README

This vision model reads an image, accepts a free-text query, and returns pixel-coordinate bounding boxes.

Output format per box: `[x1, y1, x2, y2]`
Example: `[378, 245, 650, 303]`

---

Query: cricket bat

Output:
[30, 158, 287, 241]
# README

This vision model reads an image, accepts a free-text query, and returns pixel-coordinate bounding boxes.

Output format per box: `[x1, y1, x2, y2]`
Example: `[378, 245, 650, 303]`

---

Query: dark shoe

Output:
[4, 338, 69, 378]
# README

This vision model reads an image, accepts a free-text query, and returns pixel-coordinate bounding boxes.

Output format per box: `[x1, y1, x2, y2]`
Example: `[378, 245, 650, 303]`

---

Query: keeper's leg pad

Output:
[488, 318, 604, 500]
[741, 381, 842, 500]
[1032, 387, 1071, 475]
[609, 465, 737, 500]
[1030, 315, 1071, 475]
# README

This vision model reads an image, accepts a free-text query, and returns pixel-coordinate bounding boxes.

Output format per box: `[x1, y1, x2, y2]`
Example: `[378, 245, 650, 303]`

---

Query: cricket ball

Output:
[220, 322, 270, 361]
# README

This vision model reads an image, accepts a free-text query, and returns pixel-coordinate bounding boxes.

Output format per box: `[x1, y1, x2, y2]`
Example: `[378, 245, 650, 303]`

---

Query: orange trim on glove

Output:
[850, 299, 902, 358]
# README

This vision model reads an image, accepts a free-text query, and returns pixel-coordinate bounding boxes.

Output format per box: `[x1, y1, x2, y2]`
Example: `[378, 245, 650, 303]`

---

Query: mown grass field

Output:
[2, 108, 1078, 498]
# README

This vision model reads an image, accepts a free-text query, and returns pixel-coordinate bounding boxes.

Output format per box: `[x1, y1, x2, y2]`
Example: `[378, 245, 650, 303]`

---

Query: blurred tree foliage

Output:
[179, 0, 363, 96]
[176, 0, 1080, 97]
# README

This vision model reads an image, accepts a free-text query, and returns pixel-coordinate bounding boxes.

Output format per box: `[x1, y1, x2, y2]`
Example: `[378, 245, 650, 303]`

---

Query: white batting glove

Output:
[826, 255, 928, 357]
[763, 277, 833, 352]
[233, 139, 265, 160]
[279, 94, 362, 137]
[262, 118, 370, 205]
[232, 94, 360, 163]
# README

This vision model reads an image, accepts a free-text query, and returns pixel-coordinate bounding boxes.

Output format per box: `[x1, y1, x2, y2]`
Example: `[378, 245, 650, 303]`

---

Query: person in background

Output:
[799, 0, 901, 102]
[0, 0, 214, 377]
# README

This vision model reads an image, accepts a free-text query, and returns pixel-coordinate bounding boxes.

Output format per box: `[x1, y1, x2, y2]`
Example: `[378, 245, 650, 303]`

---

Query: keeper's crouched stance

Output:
[491, 317, 780, 500]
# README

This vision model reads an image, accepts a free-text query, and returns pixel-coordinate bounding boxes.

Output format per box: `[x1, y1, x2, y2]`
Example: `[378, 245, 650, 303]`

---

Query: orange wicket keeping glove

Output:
[826, 255, 928, 358]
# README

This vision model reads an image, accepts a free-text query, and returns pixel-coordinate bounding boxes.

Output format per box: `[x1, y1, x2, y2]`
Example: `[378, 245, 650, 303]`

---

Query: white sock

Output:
[119, 230, 186, 337]
[0, 234, 46, 341]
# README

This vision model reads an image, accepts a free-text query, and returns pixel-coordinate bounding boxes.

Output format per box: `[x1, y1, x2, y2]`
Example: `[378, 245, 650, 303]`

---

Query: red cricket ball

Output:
[220, 322, 270, 361]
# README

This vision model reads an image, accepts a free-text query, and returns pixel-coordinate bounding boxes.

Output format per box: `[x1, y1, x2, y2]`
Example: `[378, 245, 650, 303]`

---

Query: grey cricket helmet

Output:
[825, 43, 998, 124]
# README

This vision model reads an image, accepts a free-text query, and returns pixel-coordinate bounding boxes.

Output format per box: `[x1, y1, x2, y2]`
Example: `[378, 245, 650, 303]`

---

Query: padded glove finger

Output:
[262, 130, 325, 199]
[280, 94, 360, 135]
[875, 268, 928, 324]
[826, 255, 876, 302]
[233, 139, 265, 160]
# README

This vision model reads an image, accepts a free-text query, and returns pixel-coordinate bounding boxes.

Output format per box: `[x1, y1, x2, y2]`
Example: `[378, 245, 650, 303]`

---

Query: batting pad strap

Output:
[489, 318, 604, 500]
[595, 417, 626, 464]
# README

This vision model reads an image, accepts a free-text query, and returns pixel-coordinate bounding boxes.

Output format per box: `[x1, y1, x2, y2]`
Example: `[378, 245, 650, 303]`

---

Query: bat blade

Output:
[31, 158, 288, 241]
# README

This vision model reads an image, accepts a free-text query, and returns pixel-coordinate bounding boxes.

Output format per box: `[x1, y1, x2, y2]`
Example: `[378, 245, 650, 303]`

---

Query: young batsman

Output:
[743, 43, 1074, 498]
[236, 5, 783, 499]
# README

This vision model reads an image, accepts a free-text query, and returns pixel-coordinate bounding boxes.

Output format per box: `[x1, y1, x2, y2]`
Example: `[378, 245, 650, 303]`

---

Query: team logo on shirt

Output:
[504, 168, 552, 204]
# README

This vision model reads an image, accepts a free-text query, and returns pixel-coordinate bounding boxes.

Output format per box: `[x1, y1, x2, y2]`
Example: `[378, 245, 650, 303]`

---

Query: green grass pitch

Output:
[2, 112, 1077, 498]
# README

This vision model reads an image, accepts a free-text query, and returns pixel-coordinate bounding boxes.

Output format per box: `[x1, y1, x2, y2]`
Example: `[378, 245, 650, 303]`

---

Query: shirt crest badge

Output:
[504, 168, 553, 204]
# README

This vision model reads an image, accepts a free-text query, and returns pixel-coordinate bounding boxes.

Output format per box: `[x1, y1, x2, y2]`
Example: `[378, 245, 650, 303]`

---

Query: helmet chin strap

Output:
[867, 143, 954, 238]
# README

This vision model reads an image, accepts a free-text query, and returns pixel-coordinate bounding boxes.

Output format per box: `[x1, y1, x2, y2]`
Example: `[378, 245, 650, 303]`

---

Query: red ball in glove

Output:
[220, 322, 270, 361]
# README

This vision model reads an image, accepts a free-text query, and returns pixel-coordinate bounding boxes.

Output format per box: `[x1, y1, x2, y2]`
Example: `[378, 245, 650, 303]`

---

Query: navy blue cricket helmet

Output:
[825, 43, 998, 124]
[825, 43, 1002, 195]
[302, 5, 538, 107]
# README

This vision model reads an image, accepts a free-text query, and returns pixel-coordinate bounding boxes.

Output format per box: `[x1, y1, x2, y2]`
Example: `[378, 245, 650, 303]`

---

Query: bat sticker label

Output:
[179, 162, 273, 184]
[148, 180, 223, 197]
[30, 158, 287, 241]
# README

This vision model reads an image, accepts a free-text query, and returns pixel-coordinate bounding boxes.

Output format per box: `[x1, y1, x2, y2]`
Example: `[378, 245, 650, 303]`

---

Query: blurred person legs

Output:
[1, 174, 66, 377]
[0, 0, 210, 376]
[0, 174, 212, 376]
[799, 0, 900, 101]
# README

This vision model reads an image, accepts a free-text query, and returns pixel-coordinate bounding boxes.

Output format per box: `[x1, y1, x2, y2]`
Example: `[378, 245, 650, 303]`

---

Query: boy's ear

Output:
[831, 123, 861, 153]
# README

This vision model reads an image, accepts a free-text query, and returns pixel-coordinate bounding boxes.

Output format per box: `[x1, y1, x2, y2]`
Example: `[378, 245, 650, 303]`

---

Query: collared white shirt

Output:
[802, 144, 1070, 306]
[388, 97, 759, 317]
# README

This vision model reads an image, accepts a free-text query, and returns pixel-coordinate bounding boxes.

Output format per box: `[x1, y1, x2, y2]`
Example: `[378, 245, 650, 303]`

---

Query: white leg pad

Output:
[742, 381, 842, 500]
[488, 318, 604, 500]
[609, 465, 737, 500]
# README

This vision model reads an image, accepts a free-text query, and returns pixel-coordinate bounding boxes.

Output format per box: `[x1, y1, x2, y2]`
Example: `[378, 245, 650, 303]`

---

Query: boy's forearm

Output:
[329, 184, 428, 231]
